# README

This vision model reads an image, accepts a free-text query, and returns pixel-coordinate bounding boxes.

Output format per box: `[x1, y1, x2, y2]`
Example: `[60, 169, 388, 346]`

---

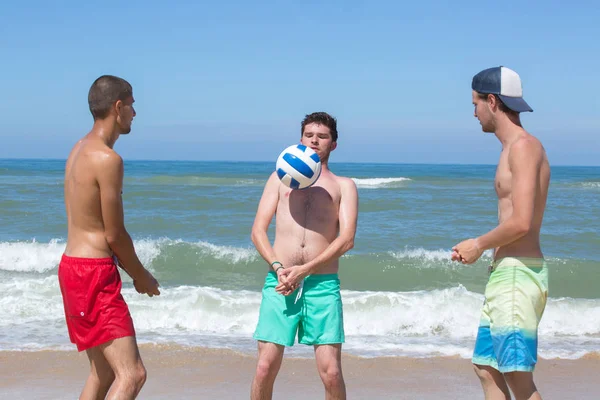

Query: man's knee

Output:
[255, 358, 280, 382]
[115, 360, 146, 391]
[319, 365, 343, 388]
[504, 371, 537, 398]
[473, 364, 497, 385]
[135, 363, 147, 388]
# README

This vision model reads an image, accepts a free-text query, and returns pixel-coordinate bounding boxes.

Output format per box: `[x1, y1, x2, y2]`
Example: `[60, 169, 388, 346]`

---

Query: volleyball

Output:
[275, 144, 322, 189]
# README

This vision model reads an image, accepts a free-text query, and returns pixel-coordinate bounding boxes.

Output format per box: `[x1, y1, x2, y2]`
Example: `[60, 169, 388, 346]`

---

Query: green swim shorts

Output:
[253, 272, 345, 346]
[472, 257, 549, 373]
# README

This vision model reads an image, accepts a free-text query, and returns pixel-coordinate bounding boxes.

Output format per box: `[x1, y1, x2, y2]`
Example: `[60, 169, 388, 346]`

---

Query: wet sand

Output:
[1, 344, 598, 399]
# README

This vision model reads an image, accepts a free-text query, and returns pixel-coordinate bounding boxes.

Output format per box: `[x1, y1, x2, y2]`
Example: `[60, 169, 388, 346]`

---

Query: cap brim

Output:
[498, 95, 533, 112]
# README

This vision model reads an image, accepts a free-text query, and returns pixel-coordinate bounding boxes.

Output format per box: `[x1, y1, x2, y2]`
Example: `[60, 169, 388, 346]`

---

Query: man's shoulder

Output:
[265, 171, 282, 188]
[74, 137, 122, 166]
[98, 146, 122, 162]
[332, 174, 355, 185]
[508, 133, 546, 172]
[331, 174, 357, 191]
[78, 145, 123, 182]
[94, 147, 123, 170]
[510, 134, 544, 158]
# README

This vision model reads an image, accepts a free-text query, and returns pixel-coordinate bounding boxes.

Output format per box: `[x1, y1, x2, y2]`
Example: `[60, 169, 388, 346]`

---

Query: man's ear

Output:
[487, 94, 499, 111]
[114, 100, 123, 117]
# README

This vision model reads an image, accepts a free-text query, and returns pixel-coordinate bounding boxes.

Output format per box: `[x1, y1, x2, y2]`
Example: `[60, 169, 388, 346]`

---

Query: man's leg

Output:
[473, 364, 511, 400]
[80, 347, 116, 400]
[504, 372, 542, 400]
[487, 260, 547, 400]
[90, 336, 147, 400]
[251, 341, 285, 400]
[314, 344, 346, 400]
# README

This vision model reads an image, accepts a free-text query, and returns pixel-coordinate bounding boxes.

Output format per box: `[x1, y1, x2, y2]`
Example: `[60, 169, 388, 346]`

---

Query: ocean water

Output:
[0, 159, 599, 359]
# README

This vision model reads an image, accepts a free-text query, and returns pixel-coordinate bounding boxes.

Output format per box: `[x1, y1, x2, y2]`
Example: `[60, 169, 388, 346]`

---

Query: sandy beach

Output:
[1, 344, 598, 399]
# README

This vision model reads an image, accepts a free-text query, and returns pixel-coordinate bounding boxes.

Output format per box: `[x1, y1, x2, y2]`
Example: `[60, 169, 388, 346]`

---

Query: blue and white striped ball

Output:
[276, 144, 322, 189]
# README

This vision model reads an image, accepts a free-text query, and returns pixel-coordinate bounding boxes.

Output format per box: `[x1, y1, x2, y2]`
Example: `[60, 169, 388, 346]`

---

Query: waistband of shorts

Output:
[491, 257, 546, 270]
[61, 254, 115, 266]
[267, 271, 339, 281]
[305, 273, 339, 282]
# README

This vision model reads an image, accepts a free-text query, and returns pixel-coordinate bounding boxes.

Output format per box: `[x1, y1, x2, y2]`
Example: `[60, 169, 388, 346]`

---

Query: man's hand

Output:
[275, 265, 309, 295]
[452, 238, 484, 264]
[275, 266, 290, 294]
[133, 269, 161, 297]
[451, 250, 463, 262]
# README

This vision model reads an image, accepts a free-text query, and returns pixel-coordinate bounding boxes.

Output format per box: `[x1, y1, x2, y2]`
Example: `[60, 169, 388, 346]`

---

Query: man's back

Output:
[64, 136, 117, 258]
[494, 133, 550, 259]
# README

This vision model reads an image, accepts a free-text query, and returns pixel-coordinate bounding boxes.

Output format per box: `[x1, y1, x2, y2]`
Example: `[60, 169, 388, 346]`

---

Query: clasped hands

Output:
[275, 265, 309, 296]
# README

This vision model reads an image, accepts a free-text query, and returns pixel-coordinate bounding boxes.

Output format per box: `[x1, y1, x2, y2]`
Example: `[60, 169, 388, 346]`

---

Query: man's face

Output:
[301, 122, 337, 162]
[472, 90, 494, 133]
[117, 95, 136, 134]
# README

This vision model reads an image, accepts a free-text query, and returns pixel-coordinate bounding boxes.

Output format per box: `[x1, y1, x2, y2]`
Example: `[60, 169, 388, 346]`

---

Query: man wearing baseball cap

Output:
[452, 66, 551, 400]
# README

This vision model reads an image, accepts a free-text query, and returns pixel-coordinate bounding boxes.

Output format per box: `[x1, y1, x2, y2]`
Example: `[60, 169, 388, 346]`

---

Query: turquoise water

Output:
[1, 159, 599, 358]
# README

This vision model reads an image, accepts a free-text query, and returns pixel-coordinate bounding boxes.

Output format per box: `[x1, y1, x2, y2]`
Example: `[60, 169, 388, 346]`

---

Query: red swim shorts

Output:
[58, 254, 135, 351]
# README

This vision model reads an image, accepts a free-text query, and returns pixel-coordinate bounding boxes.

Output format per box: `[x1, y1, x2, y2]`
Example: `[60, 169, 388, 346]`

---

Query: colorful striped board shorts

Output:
[472, 257, 548, 373]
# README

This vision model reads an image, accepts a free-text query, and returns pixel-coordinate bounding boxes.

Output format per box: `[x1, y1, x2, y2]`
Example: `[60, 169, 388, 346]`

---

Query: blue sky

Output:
[1, 1, 598, 165]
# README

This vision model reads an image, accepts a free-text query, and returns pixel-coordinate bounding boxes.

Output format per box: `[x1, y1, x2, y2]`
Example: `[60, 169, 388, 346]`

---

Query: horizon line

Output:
[1, 157, 599, 168]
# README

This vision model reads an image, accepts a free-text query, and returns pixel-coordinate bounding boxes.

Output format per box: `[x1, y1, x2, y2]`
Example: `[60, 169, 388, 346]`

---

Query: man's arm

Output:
[97, 152, 159, 294]
[250, 172, 281, 269]
[453, 138, 542, 263]
[301, 178, 358, 274]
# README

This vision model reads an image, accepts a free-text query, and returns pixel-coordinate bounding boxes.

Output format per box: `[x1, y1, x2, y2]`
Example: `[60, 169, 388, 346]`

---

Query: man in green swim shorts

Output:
[452, 66, 551, 400]
[250, 112, 358, 400]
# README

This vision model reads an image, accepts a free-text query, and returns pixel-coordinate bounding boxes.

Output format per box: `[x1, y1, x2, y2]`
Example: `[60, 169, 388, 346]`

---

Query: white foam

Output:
[127, 286, 261, 334]
[136, 238, 257, 265]
[0, 238, 258, 274]
[388, 247, 493, 267]
[0, 239, 65, 273]
[581, 182, 600, 188]
[342, 286, 482, 338]
[194, 241, 258, 264]
[134, 238, 168, 267]
[1, 280, 599, 358]
[351, 177, 411, 188]
[540, 297, 600, 336]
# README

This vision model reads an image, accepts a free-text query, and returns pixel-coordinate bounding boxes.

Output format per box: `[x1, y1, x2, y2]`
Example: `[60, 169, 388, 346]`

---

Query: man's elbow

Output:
[514, 219, 532, 236]
[250, 227, 264, 246]
[105, 230, 126, 247]
[343, 237, 355, 252]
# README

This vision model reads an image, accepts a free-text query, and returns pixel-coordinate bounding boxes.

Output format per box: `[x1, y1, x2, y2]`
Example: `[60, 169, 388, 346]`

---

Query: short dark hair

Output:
[477, 92, 518, 116]
[88, 75, 133, 120]
[301, 112, 338, 142]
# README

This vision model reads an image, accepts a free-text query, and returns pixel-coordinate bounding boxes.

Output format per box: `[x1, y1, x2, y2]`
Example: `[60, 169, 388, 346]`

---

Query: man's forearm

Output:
[251, 229, 279, 269]
[303, 235, 354, 275]
[476, 217, 530, 251]
[107, 231, 146, 279]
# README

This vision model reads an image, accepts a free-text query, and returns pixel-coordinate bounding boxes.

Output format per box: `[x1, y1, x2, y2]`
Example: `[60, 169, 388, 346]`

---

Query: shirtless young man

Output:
[452, 67, 550, 400]
[250, 112, 358, 400]
[59, 75, 160, 400]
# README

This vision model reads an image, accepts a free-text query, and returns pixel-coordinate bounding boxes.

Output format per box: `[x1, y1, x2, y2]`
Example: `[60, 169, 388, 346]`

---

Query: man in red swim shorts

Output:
[60, 75, 160, 400]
